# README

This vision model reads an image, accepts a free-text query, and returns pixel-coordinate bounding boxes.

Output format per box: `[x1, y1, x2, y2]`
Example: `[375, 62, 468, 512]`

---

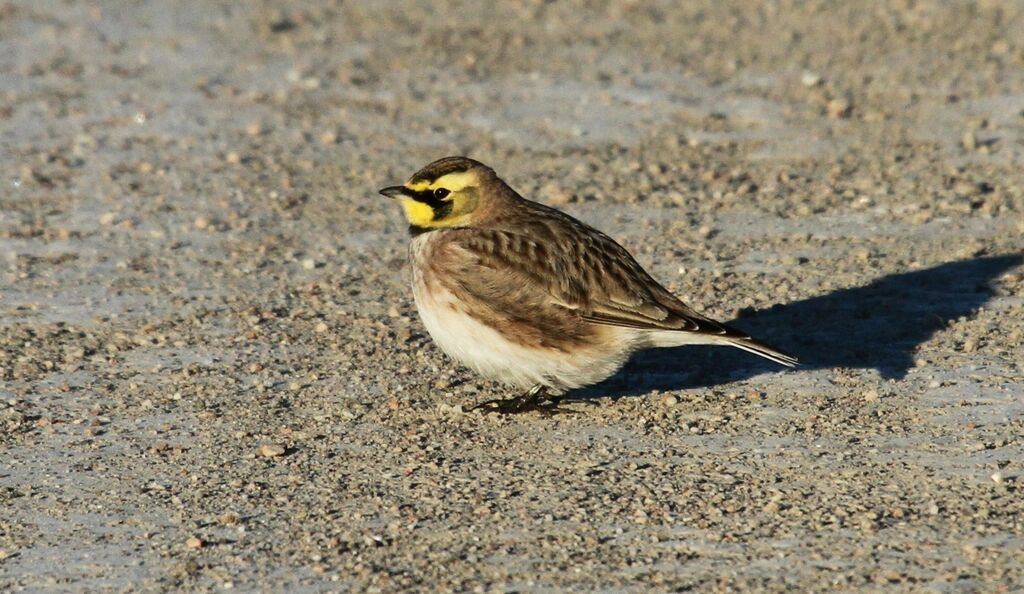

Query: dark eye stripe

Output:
[406, 188, 453, 220]
[406, 189, 446, 207]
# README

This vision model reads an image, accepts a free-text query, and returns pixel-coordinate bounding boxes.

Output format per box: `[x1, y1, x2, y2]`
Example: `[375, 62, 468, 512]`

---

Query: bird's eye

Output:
[433, 188, 450, 200]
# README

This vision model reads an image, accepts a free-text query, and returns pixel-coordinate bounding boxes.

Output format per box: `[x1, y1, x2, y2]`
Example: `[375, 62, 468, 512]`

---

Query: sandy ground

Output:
[2, 1, 1024, 592]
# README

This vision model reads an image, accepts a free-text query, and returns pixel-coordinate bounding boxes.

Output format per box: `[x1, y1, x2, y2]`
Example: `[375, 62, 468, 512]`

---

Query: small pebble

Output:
[219, 512, 241, 526]
[801, 71, 822, 87]
[991, 472, 1003, 484]
[962, 131, 977, 151]
[437, 403, 463, 416]
[827, 98, 852, 119]
[185, 536, 204, 549]
[259, 444, 285, 457]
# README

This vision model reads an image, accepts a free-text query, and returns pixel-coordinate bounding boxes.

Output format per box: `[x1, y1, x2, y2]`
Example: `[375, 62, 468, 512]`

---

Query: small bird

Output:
[380, 157, 796, 414]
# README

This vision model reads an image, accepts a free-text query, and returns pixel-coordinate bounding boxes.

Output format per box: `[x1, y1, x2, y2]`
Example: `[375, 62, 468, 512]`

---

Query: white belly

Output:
[412, 277, 630, 392]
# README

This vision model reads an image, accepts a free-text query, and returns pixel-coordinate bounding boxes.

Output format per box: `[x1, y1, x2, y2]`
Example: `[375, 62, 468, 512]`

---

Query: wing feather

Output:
[442, 204, 735, 340]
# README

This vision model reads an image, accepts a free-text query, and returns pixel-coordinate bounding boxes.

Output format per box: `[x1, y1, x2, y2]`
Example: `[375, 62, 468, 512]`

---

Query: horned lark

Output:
[379, 156, 796, 414]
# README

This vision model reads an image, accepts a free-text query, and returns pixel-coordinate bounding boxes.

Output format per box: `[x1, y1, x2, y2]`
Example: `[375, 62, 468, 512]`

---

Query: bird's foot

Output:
[470, 387, 595, 416]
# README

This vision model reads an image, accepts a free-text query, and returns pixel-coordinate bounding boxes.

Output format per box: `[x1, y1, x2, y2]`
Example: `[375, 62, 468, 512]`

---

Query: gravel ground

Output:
[2, 1, 1024, 592]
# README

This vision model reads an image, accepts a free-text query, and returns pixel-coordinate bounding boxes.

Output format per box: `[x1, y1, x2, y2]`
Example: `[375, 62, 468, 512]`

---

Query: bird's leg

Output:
[470, 385, 569, 415]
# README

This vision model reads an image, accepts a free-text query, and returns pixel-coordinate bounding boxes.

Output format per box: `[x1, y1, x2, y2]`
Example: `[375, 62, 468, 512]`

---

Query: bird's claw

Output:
[469, 391, 597, 416]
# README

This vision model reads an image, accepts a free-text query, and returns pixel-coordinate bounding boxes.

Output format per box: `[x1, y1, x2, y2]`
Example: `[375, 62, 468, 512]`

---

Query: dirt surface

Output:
[2, 1, 1024, 592]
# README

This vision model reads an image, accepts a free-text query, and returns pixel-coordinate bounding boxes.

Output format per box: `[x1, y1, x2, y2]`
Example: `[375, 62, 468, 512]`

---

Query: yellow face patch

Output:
[397, 197, 437, 227]
[397, 171, 479, 229]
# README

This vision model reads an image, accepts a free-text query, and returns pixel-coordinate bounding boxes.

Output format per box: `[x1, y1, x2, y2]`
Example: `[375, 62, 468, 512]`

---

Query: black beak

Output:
[379, 185, 409, 198]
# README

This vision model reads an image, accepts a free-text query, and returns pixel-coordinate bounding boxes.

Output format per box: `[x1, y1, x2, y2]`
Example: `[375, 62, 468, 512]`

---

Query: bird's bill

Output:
[378, 185, 410, 198]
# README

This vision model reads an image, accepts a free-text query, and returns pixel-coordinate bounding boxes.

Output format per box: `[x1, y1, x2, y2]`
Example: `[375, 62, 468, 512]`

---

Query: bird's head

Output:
[379, 156, 498, 234]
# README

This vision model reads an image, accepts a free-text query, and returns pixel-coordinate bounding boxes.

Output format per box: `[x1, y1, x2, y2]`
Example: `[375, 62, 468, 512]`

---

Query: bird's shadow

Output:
[574, 253, 1022, 399]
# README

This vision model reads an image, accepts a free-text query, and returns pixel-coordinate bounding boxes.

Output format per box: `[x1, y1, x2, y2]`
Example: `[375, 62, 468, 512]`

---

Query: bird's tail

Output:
[723, 336, 798, 367]
[647, 329, 798, 367]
